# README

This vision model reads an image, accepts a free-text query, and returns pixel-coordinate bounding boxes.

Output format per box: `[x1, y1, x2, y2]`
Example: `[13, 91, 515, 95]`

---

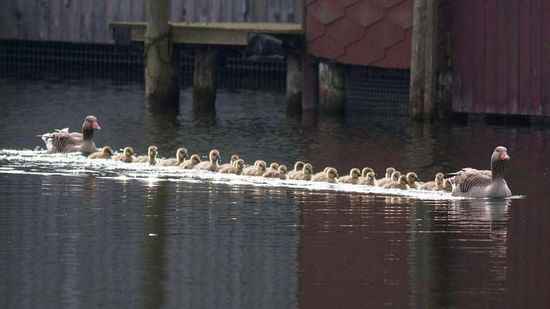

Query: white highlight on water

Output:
[0, 149, 464, 200]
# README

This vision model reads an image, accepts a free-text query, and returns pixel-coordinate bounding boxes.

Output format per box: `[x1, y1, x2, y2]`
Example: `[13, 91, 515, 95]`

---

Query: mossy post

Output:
[319, 61, 345, 114]
[144, 0, 179, 110]
[193, 47, 218, 114]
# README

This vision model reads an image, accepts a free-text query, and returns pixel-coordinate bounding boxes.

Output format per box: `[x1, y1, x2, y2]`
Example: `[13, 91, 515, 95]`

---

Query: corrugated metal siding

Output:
[0, 0, 303, 44]
[306, 0, 412, 68]
[446, 0, 550, 116]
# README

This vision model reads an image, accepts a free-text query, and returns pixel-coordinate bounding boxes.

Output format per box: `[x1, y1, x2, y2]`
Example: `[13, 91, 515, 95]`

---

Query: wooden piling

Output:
[302, 54, 319, 111]
[144, 0, 179, 109]
[319, 62, 345, 114]
[410, 0, 441, 121]
[192, 48, 218, 114]
[409, 0, 427, 120]
[286, 51, 303, 113]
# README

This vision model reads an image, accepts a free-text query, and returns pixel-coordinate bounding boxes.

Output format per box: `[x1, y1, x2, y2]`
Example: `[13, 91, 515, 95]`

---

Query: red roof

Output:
[306, 0, 412, 69]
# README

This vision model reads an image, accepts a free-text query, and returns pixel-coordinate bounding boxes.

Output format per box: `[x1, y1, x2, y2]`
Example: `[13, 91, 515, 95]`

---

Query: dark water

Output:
[1, 78, 550, 309]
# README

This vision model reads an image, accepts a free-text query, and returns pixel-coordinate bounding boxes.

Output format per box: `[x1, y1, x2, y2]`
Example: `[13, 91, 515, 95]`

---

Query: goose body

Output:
[242, 160, 267, 176]
[263, 165, 287, 179]
[158, 147, 188, 166]
[450, 146, 511, 198]
[311, 167, 338, 183]
[39, 115, 101, 155]
[112, 147, 135, 163]
[338, 168, 361, 184]
[219, 159, 245, 175]
[88, 146, 113, 159]
[180, 154, 201, 169]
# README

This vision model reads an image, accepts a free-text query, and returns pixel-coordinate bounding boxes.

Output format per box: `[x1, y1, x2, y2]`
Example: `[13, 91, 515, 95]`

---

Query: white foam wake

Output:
[0, 149, 463, 200]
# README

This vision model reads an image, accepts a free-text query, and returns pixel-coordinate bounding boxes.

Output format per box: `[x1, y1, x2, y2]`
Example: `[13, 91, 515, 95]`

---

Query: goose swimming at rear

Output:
[39, 115, 101, 155]
[449, 146, 511, 198]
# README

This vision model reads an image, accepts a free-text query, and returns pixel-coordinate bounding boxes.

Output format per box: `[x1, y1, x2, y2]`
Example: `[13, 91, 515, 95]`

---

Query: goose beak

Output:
[500, 152, 510, 160]
[93, 121, 101, 130]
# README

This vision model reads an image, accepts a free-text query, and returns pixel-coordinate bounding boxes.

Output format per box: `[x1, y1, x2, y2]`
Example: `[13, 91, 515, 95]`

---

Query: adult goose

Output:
[39, 115, 101, 155]
[449, 146, 512, 198]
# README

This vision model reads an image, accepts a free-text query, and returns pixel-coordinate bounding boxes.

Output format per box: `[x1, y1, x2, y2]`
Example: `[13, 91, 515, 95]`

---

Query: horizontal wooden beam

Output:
[110, 22, 303, 46]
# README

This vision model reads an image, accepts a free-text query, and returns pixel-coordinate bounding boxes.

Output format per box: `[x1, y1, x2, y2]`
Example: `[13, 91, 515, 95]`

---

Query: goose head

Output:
[293, 161, 305, 172]
[102, 146, 113, 158]
[82, 115, 101, 140]
[385, 167, 396, 179]
[303, 163, 313, 176]
[190, 154, 201, 165]
[176, 147, 189, 163]
[209, 149, 221, 163]
[362, 167, 375, 177]
[256, 160, 267, 173]
[406, 172, 419, 186]
[491, 146, 510, 178]
[365, 172, 376, 185]
[123, 147, 135, 159]
[269, 162, 280, 170]
[229, 154, 240, 164]
[278, 165, 288, 175]
[350, 168, 361, 179]
[234, 159, 245, 172]
[398, 175, 409, 186]
[391, 171, 401, 182]
[326, 167, 339, 180]
[434, 172, 445, 187]
[148, 145, 158, 164]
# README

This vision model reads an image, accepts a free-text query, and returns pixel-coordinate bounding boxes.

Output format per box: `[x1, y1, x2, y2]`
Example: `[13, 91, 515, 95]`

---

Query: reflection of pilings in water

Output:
[506, 198, 550, 308]
[143, 104, 181, 154]
[142, 183, 168, 309]
[409, 199, 510, 308]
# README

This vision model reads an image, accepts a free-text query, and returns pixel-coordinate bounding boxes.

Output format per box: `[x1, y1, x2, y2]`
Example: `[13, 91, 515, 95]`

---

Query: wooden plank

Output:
[518, 0, 530, 114]
[472, 0, 484, 113]
[542, 0, 550, 116]
[531, 0, 542, 115]
[95, 0, 107, 43]
[507, 0, 519, 115]
[495, 0, 508, 115]
[484, 0, 497, 114]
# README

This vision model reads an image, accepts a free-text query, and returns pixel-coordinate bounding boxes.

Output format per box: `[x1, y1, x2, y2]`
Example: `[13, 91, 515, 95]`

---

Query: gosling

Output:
[112, 147, 135, 163]
[194, 149, 221, 172]
[180, 154, 201, 169]
[287, 161, 305, 179]
[219, 158, 245, 175]
[311, 167, 338, 183]
[242, 160, 267, 176]
[88, 146, 114, 159]
[159, 147, 188, 166]
[263, 165, 288, 179]
[338, 168, 361, 184]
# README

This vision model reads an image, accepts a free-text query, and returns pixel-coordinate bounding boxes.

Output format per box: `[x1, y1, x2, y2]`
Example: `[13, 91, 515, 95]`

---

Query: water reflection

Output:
[2, 78, 550, 309]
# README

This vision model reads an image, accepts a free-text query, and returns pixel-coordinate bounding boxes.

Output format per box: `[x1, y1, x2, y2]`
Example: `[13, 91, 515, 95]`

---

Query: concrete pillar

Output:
[319, 61, 345, 114]
[192, 48, 218, 114]
[144, 0, 179, 108]
[286, 52, 303, 113]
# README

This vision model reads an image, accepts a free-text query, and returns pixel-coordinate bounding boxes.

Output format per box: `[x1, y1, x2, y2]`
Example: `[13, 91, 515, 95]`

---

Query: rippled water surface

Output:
[1, 78, 550, 309]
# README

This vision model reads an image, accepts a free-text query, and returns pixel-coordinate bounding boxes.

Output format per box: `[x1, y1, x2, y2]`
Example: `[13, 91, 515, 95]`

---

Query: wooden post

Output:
[144, 0, 179, 109]
[409, 0, 427, 120]
[192, 48, 218, 114]
[319, 62, 346, 114]
[302, 53, 319, 112]
[286, 51, 303, 113]
[319, 61, 345, 114]
[410, 0, 442, 121]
